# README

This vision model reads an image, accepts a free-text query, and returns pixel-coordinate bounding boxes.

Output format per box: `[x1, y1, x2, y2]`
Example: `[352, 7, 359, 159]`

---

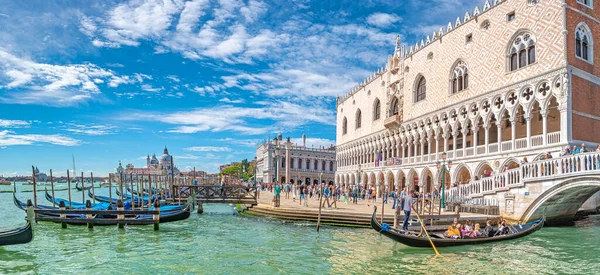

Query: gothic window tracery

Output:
[356, 109, 362, 129]
[342, 117, 348, 134]
[390, 97, 399, 116]
[373, 99, 381, 121]
[451, 61, 468, 94]
[508, 32, 536, 71]
[415, 76, 427, 102]
[576, 23, 593, 63]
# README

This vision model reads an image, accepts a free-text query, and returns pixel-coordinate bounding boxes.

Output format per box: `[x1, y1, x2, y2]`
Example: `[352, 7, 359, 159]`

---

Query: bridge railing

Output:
[445, 151, 600, 201]
[174, 184, 258, 204]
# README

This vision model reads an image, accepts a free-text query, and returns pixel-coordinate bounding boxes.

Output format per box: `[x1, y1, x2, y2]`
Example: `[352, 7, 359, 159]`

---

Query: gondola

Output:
[36, 203, 192, 225]
[370, 206, 544, 247]
[0, 220, 33, 246]
[13, 193, 87, 218]
[116, 190, 154, 203]
[75, 183, 91, 191]
[45, 190, 110, 210]
[87, 189, 186, 212]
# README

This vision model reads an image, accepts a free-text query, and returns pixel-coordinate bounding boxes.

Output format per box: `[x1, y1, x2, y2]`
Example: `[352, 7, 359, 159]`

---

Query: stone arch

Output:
[474, 160, 494, 179]
[520, 176, 600, 224]
[452, 163, 472, 185]
[421, 167, 434, 193]
[532, 152, 546, 161]
[406, 168, 419, 191]
[349, 173, 355, 185]
[396, 170, 406, 191]
[500, 157, 520, 171]
[436, 167, 451, 189]
[385, 170, 394, 187]
[368, 172, 376, 188]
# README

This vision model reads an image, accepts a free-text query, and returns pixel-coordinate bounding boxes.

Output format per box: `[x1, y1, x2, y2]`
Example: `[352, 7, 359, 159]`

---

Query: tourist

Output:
[343, 187, 349, 204]
[322, 184, 331, 208]
[274, 183, 281, 207]
[483, 220, 495, 237]
[390, 189, 397, 209]
[298, 183, 305, 206]
[596, 144, 600, 152]
[465, 220, 473, 231]
[372, 188, 377, 203]
[401, 190, 415, 232]
[444, 221, 460, 239]
[546, 152, 553, 159]
[256, 182, 261, 199]
[572, 145, 579, 154]
[352, 185, 358, 204]
[459, 224, 470, 238]
[433, 188, 439, 199]
[470, 223, 483, 238]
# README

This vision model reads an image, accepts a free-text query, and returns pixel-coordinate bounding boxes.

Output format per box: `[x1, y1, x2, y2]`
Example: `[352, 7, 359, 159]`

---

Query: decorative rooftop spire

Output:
[394, 35, 401, 55]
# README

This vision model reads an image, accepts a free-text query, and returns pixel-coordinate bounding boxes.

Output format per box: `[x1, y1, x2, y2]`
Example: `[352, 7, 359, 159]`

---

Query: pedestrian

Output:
[256, 182, 261, 199]
[402, 190, 415, 231]
[274, 183, 281, 207]
[292, 183, 297, 202]
[344, 187, 349, 204]
[391, 188, 397, 209]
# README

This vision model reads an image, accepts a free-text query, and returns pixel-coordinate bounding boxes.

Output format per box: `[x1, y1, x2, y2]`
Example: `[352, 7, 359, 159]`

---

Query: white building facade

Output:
[256, 134, 336, 185]
[335, 0, 600, 202]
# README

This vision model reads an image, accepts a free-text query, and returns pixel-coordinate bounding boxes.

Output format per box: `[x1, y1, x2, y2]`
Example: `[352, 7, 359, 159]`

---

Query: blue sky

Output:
[0, 0, 476, 176]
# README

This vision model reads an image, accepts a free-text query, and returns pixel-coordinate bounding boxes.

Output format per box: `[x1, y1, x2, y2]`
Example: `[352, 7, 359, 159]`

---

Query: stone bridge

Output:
[446, 151, 600, 225]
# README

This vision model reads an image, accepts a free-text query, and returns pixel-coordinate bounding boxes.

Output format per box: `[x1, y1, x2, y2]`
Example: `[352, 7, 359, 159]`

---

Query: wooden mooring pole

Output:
[130, 173, 134, 210]
[31, 166, 37, 209]
[117, 199, 124, 229]
[50, 169, 55, 208]
[67, 170, 72, 209]
[86, 200, 93, 229]
[59, 201, 67, 229]
[381, 187, 385, 224]
[81, 172, 85, 204]
[91, 172, 96, 204]
[109, 173, 113, 205]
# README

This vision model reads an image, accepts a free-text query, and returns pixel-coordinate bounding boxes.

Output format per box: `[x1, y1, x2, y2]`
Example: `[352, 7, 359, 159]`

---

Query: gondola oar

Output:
[411, 205, 441, 256]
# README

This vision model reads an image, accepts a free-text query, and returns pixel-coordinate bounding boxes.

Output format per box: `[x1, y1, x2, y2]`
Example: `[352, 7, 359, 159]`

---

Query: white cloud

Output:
[123, 100, 335, 135]
[141, 84, 164, 92]
[176, 154, 201, 159]
[218, 97, 244, 103]
[63, 123, 117, 136]
[366, 12, 402, 28]
[166, 75, 181, 82]
[0, 49, 130, 106]
[240, 0, 267, 23]
[217, 137, 261, 147]
[290, 137, 335, 149]
[0, 130, 81, 147]
[185, 146, 232, 152]
[0, 119, 31, 128]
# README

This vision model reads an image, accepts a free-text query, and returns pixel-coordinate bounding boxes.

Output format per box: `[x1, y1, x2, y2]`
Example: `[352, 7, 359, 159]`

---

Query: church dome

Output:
[150, 154, 159, 165]
[160, 146, 171, 163]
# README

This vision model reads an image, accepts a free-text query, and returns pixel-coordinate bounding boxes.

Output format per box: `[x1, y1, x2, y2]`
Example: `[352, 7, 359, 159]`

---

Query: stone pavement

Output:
[256, 190, 496, 219]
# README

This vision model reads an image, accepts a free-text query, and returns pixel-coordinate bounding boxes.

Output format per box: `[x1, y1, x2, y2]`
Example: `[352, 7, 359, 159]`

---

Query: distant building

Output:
[119, 146, 181, 179]
[33, 166, 48, 182]
[256, 133, 336, 185]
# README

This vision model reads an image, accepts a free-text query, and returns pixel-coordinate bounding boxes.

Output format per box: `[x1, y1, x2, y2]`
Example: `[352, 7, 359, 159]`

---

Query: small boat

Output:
[44, 190, 110, 210]
[75, 183, 91, 191]
[0, 179, 11, 185]
[370, 206, 544, 247]
[36, 203, 192, 226]
[87, 189, 186, 212]
[0, 221, 33, 246]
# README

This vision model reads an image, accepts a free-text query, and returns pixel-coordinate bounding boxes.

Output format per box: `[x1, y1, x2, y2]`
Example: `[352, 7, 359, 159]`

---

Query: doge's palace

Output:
[334, 0, 600, 207]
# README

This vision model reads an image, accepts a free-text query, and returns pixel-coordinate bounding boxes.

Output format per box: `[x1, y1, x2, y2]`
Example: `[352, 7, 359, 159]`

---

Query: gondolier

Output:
[401, 190, 414, 231]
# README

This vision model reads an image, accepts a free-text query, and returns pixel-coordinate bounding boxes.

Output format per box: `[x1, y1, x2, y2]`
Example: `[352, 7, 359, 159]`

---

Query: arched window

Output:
[508, 32, 536, 71]
[415, 76, 426, 102]
[329, 161, 334, 171]
[373, 99, 381, 121]
[298, 158, 302, 169]
[576, 23, 593, 63]
[306, 159, 310, 170]
[321, 161, 325, 171]
[390, 97, 399, 116]
[290, 158, 294, 169]
[314, 160, 318, 170]
[342, 117, 347, 134]
[450, 61, 468, 94]
[355, 109, 362, 129]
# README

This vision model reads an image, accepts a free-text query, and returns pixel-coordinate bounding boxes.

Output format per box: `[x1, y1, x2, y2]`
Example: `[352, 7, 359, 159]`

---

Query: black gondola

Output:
[370, 206, 544, 247]
[0, 221, 33, 246]
[75, 183, 91, 191]
[36, 203, 192, 226]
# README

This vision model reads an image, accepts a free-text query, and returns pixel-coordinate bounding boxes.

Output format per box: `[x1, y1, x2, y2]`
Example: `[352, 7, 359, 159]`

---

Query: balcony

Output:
[384, 114, 403, 128]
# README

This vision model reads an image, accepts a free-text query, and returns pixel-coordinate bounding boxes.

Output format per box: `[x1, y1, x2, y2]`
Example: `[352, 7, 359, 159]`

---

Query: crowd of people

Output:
[443, 217, 510, 239]
[253, 181, 439, 210]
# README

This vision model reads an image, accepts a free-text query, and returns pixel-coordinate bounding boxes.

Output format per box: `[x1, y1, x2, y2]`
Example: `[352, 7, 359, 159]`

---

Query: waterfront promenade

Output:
[250, 189, 498, 227]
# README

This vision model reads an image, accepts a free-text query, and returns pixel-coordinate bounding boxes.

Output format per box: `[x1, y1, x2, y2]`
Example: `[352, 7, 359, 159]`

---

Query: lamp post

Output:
[436, 152, 453, 211]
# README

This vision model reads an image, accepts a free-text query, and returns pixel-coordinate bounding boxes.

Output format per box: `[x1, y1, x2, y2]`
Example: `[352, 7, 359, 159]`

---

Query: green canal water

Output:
[1, 184, 600, 274]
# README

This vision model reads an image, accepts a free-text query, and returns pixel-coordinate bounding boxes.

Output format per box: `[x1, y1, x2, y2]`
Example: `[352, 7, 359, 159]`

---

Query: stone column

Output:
[484, 124, 490, 154]
[497, 122, 502, 153]
[427, 135, 432, 157]
[443, 133, 449, 153]
[559, 105, 568, 143]
[452, 129, 457, 157]
[541, 110, 548, 146]
[461, 128, 467, 157]
[472, 126, 478, 155]
[511, 118, 516, 151]
[435, 133, 440, 160]
[526, 115, 532, 148]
